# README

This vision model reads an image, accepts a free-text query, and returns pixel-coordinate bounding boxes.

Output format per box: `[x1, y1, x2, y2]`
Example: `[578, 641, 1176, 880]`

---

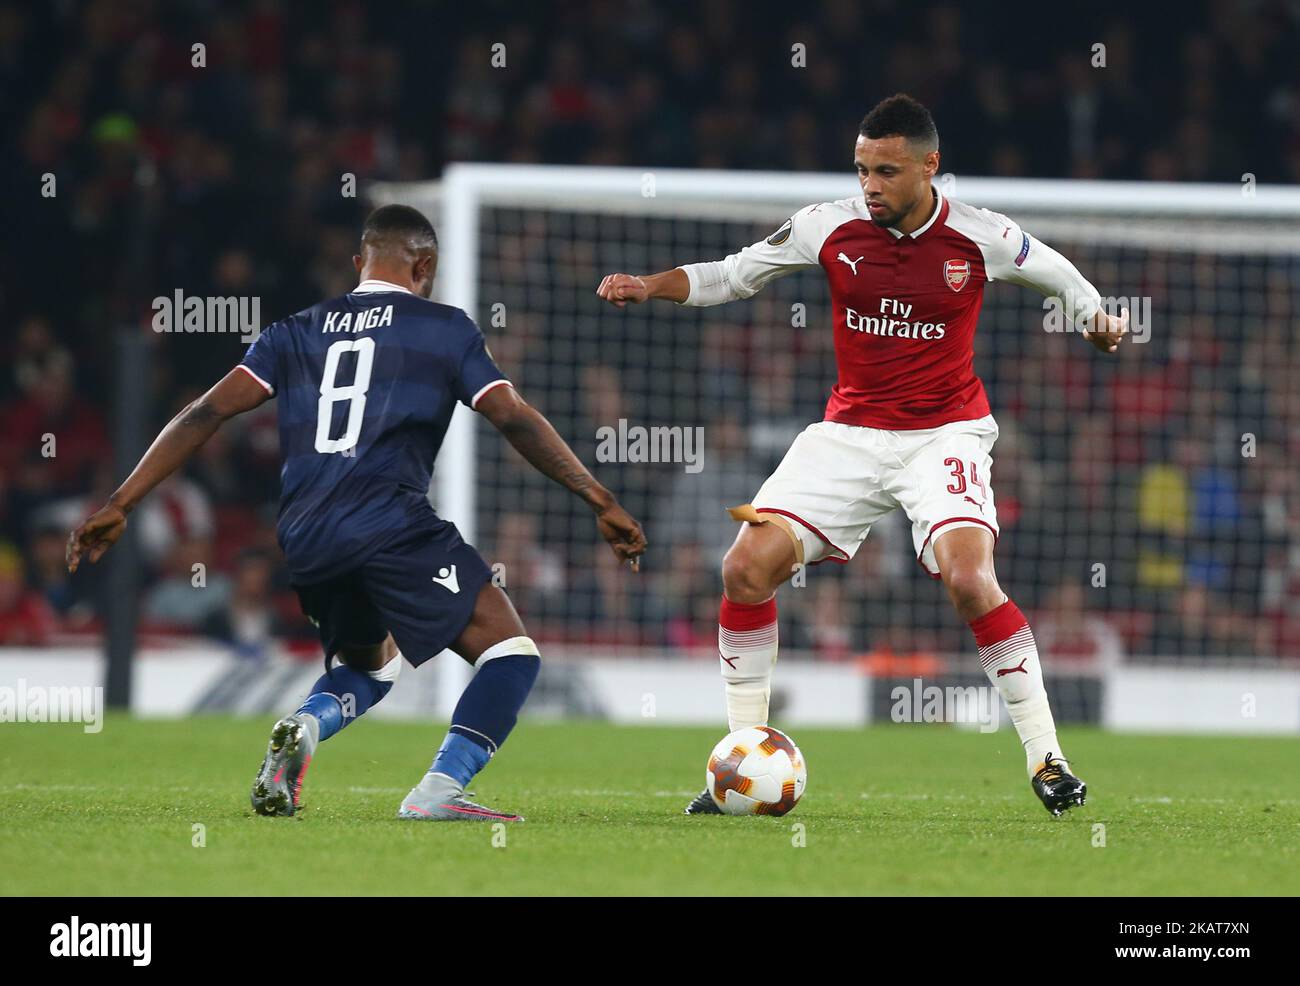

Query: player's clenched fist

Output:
[1083, 306, 1129, 354]
[596, 273, 649, 307]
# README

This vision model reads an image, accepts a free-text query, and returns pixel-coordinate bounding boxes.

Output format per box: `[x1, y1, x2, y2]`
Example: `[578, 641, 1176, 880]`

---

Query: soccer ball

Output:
[706, 726, 807, 816]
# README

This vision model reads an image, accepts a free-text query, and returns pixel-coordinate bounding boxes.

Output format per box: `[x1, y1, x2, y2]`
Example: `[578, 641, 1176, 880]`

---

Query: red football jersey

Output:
[680, 189, 1101, 430]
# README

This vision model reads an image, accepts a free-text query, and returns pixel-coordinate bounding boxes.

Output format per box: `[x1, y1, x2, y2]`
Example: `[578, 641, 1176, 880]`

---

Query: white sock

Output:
[971, 599, 1065, 777]
[412, 772, 462, 798]
[296, 711, 321, 747]
[718, 594, 779, 731]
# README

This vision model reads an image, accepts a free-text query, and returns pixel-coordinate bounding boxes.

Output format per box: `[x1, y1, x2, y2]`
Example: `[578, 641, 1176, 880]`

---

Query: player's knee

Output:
[942, 565, 1000, 619]
[337, 643, 390, 674]
[721, 542, 779, 603]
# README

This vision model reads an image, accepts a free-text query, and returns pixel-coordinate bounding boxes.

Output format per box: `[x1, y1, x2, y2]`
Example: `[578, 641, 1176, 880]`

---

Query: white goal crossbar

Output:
[371, 164, 1300, 542]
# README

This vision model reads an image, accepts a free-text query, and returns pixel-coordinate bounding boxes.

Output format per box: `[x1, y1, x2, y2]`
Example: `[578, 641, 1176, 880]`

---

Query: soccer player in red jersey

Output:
[597, 94, 1128, 816]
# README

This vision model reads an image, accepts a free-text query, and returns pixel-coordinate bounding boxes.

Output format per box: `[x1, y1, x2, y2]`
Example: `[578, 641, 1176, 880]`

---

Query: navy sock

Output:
[429, 653, 540, 787]
[296, 664, 394, 741]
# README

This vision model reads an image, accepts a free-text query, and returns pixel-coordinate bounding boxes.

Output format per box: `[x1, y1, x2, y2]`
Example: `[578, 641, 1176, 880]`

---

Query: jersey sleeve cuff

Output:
[235, 363, 275, 395]
[677, 265, 700, 305]
[470, 378, 513, 409]
[676, 260, 737, 306]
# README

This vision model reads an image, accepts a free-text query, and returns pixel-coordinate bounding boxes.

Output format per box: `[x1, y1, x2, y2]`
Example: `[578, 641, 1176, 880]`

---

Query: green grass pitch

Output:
[2, 716, 1296, 896]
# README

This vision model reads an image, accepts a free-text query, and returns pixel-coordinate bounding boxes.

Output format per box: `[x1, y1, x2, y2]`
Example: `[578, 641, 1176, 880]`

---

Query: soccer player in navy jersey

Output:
[67, 204, 646, 822]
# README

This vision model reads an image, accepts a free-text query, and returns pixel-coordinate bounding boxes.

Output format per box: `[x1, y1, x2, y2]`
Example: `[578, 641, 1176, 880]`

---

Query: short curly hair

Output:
[859, 94, 939, 153]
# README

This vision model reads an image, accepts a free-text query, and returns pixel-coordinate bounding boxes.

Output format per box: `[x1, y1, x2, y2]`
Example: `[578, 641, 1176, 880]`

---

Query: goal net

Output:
[372, 167, 1300, 676]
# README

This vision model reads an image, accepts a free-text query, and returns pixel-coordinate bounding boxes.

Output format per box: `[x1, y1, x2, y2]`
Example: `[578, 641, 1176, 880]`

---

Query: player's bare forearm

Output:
[596, 268, 689, 306]
[477, 384, 647, 567]
[108, 400, 222, 514]
[66, 368, 269, 571]
[110, 369, 269, 512]
[1011, 235, 1127, 355]
[480, 387, 613, 510]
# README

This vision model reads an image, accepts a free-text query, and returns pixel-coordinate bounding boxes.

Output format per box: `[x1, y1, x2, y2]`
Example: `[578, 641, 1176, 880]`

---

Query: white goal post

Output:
[371, 165, 1300, 666]
[375, 164, 1300, 536]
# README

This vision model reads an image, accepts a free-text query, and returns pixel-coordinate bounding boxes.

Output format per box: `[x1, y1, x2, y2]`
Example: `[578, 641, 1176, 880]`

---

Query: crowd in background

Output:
[468, 211, 1300, 664]
[4, 0, 1300, 664]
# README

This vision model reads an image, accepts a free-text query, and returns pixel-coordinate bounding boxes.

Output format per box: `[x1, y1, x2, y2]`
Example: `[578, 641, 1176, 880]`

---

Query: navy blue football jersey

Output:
[237, 280, 509, 583]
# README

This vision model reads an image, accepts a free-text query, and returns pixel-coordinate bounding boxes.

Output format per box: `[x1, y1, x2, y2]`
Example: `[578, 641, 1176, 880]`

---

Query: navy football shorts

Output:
[293, 522, 493, 668]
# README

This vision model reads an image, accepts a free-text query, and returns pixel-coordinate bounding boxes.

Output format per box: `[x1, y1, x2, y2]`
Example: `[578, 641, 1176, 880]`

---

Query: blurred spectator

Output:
[10, 316, 73, 400]
[1035, 582, 1123, 671]
[566, 541, 654, 645]
[1151, 585, 1255, 658]
[485, 511, 566, 626]
[133, 476, 216, 569]
[4, 0, 1299, 662]
[25, 519, 97, 628]
[0, 541, 57, 646]
[789, 578, 855, 661]
[143, 536, 232, 629]
[655, 541, 718, 651]
[1, 354, 107, 515]
[656, 414, 769, 567]
[199, 550, 288, 655]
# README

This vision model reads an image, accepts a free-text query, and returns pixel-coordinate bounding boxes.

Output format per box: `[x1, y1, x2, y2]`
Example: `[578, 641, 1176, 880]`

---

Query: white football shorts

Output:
[733, 415, 1000, 576]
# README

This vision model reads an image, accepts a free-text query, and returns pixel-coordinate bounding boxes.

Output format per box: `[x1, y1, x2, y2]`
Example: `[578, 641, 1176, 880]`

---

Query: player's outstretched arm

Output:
[998, 224, 1127, 354]
[597, 214, 820, 310]
[65, 368, 271, 572]
[476, 384, 647, 570]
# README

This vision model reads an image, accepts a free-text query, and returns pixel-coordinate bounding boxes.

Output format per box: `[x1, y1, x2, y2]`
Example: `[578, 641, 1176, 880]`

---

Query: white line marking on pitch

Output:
[859, 792, 1017, 801]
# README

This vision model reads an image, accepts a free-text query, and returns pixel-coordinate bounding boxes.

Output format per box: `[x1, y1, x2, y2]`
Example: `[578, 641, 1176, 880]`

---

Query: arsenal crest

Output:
[944, 258, 971, 292]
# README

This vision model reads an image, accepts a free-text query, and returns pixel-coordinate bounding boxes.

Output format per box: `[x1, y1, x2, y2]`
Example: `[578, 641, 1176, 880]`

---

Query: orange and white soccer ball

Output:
[706, 726, 807, 816]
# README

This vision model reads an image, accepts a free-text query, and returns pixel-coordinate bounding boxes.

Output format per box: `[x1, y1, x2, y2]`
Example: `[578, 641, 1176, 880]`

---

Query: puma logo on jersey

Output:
[996, 658, 1029, 677]
[837, 252, 864, 275]
[431, 566, 460, 593]
[963, 495, 985, 513]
